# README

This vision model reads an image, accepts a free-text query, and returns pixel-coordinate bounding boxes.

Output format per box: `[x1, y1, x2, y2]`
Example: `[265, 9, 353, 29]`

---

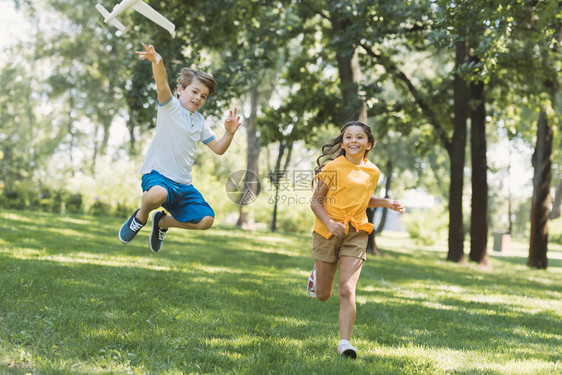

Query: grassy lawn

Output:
[0, 209, 561, 374]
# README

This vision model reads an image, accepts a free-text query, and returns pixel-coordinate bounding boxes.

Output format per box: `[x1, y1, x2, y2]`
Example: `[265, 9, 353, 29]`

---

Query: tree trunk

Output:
[446, 39, 469, 263]
[270, 142, 286, 232]
[236, 86, 261, 229]
[331, 10, 383, 255]
[282, 143, 293, 172]
[331, 15, 377, 252]
[528, 110, 552, 269]
[376, 159, 393, 234]
[550, 178, 562, 219]
[91, 124, 100, 173]
[469, 80, 489, 265]
[100, 119, 111, 157]
[269, 140, 294, 232]
[126, 107, 137, 157]
[67, 95, 75, 167]
[507, 144, 513, 234]
[351, 50, 368, 123]
[330, 12, 365, 124]
[366, 207, 381, 254]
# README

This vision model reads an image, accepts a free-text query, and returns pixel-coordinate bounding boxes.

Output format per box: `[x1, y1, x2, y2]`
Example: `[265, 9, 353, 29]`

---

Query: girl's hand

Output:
[388, 200, 405, 214]
[135, 43, 161, 64]
[225, 108, 242, 134]
[326, 219, 346, 236]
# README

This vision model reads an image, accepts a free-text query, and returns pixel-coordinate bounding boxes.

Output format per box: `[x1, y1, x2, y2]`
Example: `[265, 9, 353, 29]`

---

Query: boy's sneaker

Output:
[150, 211, 168, 253]
[119, 209, 144, 244]
[307, 264, 317, 298]
[338, 342, 358, 359]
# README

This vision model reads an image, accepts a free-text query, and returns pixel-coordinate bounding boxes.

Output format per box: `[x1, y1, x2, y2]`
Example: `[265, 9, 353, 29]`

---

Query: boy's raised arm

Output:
[136, 43, 172, 104]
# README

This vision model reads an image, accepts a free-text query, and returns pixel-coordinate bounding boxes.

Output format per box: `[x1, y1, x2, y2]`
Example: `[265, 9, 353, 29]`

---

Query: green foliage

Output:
[63, 193, 83, 214]
[0, 185, 40, 210]
[191, 164, 239, 225]
[39, 188, 63, 213]
[0, 183, 85, 215]
[88, 199, 112, 216]
[113, 202, 134, 218]
[251, 190, 315, 234]
[403, 205, 449, 246]
[0, 60, 62, 191]
[3, 0, 560, 266]
[276, 204, 315, 233]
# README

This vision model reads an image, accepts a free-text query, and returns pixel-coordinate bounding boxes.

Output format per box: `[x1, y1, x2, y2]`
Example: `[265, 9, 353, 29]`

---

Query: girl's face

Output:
[177, 79, 210, 112]
[341, 125, 373, 160]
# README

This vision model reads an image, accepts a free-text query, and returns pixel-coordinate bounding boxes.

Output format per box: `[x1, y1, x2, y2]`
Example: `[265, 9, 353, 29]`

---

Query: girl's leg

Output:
[137, 186, 168, 223]
[159, 214, 214, 230]
[314, 259, 338, 301]
[337, 255, 363, 341]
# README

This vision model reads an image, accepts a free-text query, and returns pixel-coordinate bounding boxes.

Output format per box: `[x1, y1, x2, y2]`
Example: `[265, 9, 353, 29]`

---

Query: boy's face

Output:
[177, 79, 210, 112]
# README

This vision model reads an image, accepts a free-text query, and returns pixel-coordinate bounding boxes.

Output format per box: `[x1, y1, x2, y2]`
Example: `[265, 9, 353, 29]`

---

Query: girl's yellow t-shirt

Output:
[314, 155, 380, 239]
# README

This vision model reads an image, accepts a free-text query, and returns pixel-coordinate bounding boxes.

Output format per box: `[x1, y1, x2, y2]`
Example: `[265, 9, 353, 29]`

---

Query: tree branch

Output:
[313, 9, 331, 23]
[358, 41, 450, 146]
[383, 23, 431, 36]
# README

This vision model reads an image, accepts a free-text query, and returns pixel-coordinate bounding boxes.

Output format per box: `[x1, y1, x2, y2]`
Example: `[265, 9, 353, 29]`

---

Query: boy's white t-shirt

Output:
[140, 96, 216, 185]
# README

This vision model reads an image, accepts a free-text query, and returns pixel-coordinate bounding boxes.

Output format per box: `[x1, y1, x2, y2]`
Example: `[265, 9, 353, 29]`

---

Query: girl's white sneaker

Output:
[307, 265, 317, 298]
[338, 342, 358, 359]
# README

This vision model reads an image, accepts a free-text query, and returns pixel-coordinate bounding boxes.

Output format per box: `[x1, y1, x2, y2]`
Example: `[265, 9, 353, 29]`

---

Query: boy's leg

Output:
[149, 210, 168, 253]
[148, 213, 213, 253]
[137, 185, 168, 223]
[158, 214, 214, 230]
[119, 185, 168, 245]
[337, 255, 363, 341]
[119, 208, 145, 244]
[314, 259, 338, 301]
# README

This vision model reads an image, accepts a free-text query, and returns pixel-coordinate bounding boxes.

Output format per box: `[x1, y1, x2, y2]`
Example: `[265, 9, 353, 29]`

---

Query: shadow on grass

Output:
[363, 248, 562, 299]
[489, 251, 562, 268]
[0, 253, 429, 374]
[356, 248, 561, 369]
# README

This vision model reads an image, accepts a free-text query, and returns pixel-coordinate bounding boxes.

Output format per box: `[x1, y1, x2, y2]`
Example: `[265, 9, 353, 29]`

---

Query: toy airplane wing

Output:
[95, 3, 126, 32]
[130, 0, 175, 35]
[96, 0, 175, 35]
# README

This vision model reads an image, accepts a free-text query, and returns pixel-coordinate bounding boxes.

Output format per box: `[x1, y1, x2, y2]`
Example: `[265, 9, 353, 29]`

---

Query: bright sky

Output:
[0, 1, 29, 51]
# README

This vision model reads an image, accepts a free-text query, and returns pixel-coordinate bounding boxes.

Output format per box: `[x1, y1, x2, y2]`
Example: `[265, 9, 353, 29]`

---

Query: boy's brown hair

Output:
[176, 68, 216, 96]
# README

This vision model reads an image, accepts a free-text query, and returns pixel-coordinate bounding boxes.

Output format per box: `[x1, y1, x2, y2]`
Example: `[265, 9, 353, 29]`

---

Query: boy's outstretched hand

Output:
[135, 43, 162, 64]
[225, 108, 242, 135]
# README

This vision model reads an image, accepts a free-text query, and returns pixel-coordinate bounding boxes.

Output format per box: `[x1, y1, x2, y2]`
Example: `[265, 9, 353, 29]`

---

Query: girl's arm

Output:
[368, 197, 405, 214]
[311, 179, 346, 236]
[135, 43, 172, 104]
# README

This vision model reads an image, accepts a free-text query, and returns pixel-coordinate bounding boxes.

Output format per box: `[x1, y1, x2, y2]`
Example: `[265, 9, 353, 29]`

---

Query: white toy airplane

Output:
[95, 0, 175, 35]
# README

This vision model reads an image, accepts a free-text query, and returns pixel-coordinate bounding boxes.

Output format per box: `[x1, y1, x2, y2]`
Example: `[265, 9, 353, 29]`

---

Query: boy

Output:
[119, 43, 241, 252]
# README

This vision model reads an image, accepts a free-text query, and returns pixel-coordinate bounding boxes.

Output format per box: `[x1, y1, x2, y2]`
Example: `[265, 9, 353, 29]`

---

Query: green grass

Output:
[0, 209, 561, 374]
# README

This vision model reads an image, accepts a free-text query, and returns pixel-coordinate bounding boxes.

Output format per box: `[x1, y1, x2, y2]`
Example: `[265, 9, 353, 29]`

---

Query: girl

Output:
[307, 121, 405, 359]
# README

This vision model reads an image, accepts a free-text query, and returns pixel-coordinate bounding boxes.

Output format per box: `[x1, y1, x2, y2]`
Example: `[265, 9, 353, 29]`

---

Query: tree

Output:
[551, 179, 562, 219]
[354, 1, 470, 262]
[16, 0, 150, 172]
[0, 51, 62, 196]
[490, 0, 561, 268]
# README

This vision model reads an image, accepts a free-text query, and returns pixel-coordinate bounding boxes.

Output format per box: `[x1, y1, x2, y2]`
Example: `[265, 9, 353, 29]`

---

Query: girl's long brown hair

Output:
[314, 121, 376, 176]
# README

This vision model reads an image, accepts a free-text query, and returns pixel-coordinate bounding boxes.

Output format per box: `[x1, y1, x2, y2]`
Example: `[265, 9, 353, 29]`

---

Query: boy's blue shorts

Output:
[141, 170, 215, 224]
